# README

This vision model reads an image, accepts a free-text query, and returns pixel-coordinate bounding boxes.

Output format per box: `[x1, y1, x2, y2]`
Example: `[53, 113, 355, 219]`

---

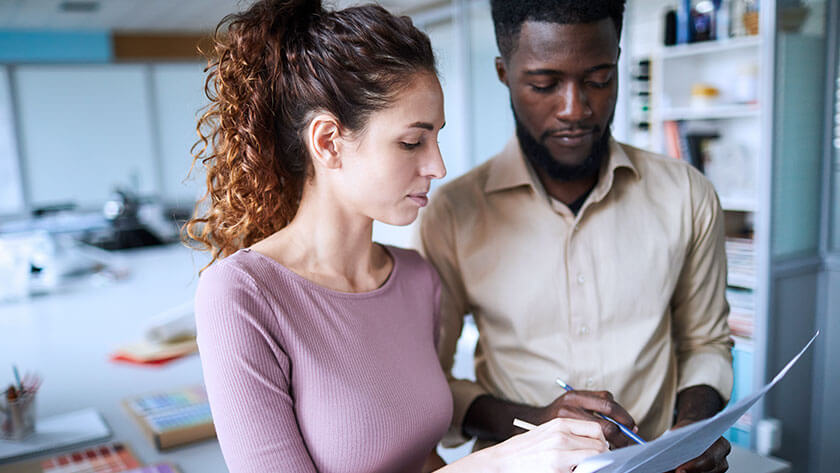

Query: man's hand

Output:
[666, 420, 731, 473]
[531, 390, 639, 449]
[666, 385, 730, 473]
[462, 392, 637, 448]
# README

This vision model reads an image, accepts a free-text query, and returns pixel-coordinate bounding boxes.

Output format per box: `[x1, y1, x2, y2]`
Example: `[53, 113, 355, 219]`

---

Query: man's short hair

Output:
[490, 0, 626, 59]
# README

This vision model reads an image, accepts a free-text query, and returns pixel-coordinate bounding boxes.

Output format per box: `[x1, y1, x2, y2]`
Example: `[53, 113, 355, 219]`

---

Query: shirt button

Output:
[577, 273, 585, 284]
[578, 325, 589, 335]
[586, 378, 594, 388]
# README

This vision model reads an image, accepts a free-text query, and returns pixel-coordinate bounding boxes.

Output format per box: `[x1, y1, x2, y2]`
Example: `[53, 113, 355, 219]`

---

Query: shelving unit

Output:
[626, 3, 830, 461]
[644, 9, 765, 450]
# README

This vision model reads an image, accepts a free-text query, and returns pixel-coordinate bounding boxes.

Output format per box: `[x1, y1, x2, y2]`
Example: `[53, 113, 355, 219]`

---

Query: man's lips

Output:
[548, 129, 595, 146]
[408, 193, 429, 207]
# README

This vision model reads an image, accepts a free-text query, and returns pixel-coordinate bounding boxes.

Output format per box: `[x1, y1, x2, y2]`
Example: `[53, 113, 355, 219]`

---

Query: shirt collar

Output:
[484, 135, 640, 197]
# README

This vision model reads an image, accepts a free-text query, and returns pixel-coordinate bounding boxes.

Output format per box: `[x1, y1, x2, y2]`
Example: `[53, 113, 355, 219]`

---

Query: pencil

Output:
[555, 378, 646, 445]
[513, 418, 539, 431]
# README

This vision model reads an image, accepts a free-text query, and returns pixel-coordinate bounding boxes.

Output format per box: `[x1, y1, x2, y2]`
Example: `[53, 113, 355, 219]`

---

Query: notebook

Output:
[0, 408, 111, 464]
[122, 386, 215, 450]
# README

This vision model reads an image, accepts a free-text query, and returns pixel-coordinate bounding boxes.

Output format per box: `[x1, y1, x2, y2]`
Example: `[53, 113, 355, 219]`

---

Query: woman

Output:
[186, 1, 607, 472]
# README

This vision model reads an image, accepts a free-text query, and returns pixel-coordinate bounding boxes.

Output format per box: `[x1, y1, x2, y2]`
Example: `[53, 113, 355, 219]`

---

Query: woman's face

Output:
[336, 72, 446, 226]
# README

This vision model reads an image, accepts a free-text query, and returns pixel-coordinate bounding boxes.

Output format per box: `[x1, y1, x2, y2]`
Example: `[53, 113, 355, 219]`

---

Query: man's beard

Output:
[514, 110, 612, 182]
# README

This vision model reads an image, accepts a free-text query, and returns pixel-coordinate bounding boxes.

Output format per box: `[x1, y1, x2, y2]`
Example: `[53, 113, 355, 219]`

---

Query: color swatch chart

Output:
[144, 404, 212, 433]
[126, 386, 212, 434]
[40, 442, 140, 473]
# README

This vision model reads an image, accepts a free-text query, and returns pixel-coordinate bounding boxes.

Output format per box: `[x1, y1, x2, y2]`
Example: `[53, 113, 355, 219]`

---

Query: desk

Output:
[0, 244, 226, 472]
[0, 244, 793, 473]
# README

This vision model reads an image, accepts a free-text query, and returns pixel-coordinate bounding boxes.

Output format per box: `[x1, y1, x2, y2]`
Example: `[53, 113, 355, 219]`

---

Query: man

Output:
[418, 1, 734, 472]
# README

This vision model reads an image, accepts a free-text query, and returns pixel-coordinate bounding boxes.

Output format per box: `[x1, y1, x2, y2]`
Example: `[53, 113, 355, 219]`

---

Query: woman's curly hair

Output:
[184, 0, 436, 269]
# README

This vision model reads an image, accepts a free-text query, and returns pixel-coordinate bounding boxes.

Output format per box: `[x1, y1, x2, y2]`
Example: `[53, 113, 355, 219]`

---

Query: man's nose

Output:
[554, 82, 593, 124]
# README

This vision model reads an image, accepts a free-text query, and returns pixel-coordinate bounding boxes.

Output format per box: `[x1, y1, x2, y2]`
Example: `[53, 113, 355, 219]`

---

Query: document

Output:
[575, 331, 819, 473]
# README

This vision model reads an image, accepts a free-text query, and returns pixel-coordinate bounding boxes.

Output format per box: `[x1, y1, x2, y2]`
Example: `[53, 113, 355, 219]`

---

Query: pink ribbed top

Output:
[194, 246, 453, 473]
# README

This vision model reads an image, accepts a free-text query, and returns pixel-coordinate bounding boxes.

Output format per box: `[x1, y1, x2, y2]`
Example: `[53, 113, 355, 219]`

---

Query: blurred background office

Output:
[0, 0, 838, 472]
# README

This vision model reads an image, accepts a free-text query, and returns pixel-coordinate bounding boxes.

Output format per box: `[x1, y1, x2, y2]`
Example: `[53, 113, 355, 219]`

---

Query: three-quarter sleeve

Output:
[670, 168, 735, 401]
[195, 263, 317, 473]
[418, 195, 487, 447]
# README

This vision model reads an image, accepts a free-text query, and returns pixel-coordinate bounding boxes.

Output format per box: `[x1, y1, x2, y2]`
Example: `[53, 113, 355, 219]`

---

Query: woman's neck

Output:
[251, 184, 392, 293]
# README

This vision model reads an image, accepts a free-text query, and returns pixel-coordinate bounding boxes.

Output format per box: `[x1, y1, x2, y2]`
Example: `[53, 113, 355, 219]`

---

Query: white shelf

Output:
[660, 104, 760, 121]
[720, 197, 758, 212]
[659, 36, 762, 59]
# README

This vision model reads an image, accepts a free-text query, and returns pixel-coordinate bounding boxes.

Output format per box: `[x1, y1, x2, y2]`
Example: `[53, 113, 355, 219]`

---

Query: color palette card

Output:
[40, 442, 140, 473]
[123, 386, 215, 450]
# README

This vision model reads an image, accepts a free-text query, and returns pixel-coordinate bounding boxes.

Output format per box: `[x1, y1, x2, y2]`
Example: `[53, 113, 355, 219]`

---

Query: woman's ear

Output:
[307, 113, 343, 170]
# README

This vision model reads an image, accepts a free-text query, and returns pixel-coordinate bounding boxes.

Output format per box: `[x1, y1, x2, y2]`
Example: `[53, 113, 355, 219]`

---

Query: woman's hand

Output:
[439, 417, 608, 473]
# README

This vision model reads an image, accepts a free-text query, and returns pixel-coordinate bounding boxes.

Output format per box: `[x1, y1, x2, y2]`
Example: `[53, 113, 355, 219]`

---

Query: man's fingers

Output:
[675, 437, 731, 473]
[561, 391, 637, 429]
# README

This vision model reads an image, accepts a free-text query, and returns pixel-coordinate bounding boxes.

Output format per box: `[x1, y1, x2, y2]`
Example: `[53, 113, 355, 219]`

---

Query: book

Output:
[110, 338, 197, 366]
[122, 386, 215, 450]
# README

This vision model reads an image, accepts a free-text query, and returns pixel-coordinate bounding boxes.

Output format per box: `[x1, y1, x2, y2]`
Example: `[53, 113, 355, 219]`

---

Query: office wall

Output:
[814, 265, 840, 472]
[14, 65, 158, 209]
[150, 63, 208, 208]
[468, 3, 513, 165]
[764, 269, 819, 468]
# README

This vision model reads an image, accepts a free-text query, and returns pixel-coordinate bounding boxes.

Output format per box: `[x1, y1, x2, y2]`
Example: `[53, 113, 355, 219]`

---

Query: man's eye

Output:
[587, 81, 610, 89]
[529, 84, 554, 93]
[400, 141, 422, 150]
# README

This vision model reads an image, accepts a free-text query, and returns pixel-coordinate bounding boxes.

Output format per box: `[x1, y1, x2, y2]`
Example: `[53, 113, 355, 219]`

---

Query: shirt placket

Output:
[565, 216, 600, 391]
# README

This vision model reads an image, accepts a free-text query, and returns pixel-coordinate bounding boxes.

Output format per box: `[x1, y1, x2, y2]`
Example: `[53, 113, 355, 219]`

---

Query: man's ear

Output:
[495, 56, 509, 87]
[307, 113, 343, 170]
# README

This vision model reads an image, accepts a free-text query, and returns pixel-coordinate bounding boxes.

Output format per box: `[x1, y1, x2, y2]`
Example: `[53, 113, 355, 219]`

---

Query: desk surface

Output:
[0, 244, 792, 473]
[0, 244, 225, 472]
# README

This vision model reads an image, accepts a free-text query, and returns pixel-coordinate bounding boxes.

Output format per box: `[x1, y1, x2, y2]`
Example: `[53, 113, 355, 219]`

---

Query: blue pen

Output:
[12, 365, 23, 391]
[555, 378, 646, 445]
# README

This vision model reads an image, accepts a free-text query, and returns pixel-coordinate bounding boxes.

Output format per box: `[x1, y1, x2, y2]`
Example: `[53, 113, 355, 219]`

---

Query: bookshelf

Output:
[624, 1, 830, 457]
[651, 31, 764, 448]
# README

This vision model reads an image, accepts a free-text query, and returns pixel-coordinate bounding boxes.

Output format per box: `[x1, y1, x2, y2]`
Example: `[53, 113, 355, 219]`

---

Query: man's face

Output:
[497, 19, 620, 179]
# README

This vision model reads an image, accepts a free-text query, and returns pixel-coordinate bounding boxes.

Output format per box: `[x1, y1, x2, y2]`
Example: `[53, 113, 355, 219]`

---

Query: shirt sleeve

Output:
[417, 195, 487, 447]
[194, 263, 317, 473]
[671, 169, 735, 402]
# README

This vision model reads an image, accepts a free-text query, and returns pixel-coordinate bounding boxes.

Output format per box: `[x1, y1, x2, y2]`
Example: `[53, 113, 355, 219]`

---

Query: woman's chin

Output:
[376, 209, 420, 227]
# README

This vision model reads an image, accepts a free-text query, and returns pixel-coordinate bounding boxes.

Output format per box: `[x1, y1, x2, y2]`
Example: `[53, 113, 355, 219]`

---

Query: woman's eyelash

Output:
[401, 141, 422, 150]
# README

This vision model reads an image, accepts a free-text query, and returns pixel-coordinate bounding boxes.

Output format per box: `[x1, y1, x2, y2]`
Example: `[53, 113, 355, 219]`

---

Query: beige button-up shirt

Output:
[418, 137, 733, 445]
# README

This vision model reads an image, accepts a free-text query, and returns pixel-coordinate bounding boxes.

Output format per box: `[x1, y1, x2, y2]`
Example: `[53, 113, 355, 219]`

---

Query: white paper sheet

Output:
[574, 331, 819, 473]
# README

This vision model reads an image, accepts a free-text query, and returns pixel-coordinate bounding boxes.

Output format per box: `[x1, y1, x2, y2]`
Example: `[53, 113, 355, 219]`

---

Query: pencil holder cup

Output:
[0, 391, 36, 440]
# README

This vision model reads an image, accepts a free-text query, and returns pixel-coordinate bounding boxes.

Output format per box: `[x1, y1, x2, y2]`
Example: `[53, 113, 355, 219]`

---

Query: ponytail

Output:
[184, 0, 436, 270]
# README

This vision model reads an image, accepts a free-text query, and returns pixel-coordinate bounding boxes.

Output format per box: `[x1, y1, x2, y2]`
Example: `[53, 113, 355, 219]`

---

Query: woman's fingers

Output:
[528, 418, 609, 453]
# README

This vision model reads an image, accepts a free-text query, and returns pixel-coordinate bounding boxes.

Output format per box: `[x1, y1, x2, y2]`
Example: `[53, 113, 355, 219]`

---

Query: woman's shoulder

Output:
[384, 245, 440, 286]
[197, 249, 262, 293]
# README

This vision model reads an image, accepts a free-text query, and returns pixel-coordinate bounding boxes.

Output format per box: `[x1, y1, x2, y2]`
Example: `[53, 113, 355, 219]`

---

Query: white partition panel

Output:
[14, 65, 157, 208]
[0, 66, 24, 216]
[151, 63, 209, 208]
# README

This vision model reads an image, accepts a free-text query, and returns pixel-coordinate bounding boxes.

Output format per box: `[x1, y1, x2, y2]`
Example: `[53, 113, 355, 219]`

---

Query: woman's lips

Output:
[408, 193, 429, 207]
